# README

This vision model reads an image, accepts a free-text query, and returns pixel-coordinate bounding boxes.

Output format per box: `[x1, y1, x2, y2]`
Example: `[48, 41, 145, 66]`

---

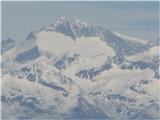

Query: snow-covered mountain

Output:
[1, 17, 159, 120]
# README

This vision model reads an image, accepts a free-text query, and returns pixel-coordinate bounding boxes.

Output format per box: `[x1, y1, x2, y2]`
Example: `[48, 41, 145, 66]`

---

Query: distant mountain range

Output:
[1, 17, 159, 120]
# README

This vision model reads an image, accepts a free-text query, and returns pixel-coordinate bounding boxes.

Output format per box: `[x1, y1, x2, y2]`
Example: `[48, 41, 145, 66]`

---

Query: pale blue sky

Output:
[2, 1, 159, 41]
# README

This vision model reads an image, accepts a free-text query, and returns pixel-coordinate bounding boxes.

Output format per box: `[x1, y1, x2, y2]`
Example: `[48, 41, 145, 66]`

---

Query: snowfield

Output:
[127, 46, 159, 61]
[37, 31, 115, 57]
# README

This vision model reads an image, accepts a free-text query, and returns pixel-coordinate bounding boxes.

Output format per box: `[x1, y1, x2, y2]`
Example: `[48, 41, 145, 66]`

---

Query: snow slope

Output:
[112, 31, 148, 44]
[37, 31, 115, 57]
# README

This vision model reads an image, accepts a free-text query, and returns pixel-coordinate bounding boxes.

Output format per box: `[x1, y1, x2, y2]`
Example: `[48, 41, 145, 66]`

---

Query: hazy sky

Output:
[2, 1, 159, 41]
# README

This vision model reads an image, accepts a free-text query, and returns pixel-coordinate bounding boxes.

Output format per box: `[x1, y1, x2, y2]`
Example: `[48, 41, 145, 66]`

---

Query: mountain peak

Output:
[58, 16, 73, 22]
[1, 38, 16, 54]
[54, 16, 88, 28]
[53, 17, 90, 40]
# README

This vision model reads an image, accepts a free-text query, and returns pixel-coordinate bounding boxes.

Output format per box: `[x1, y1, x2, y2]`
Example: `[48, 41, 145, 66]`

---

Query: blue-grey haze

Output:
[2, 1, 159, 41]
